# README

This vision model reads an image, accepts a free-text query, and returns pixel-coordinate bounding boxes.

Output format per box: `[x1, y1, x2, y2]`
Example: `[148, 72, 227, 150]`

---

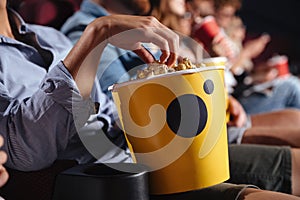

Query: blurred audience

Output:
[149, 0, 300, 195]
[179, 0, 300, 149]
[213, 0, 300, 115]
[147, 0, 300, 152]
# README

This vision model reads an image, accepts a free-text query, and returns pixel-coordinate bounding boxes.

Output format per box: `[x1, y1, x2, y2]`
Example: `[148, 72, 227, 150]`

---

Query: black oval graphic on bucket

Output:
[166, 94, 208, 138]
[203, 79, 214, 94]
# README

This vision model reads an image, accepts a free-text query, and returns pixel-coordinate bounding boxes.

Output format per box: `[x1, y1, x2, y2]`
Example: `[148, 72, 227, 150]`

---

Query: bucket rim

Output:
[109, 65, 225, 91]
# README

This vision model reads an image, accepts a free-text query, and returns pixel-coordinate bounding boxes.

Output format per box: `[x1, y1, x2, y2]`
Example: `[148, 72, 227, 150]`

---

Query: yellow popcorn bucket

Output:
[203, 57, 230, 123]
[110, 66, 229, 195]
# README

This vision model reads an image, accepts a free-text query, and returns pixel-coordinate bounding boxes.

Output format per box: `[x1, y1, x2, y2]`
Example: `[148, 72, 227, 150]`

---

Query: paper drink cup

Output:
[192, 16, 222, 50]
[110, 66, 230, 195]
[268, 55, 290, 77]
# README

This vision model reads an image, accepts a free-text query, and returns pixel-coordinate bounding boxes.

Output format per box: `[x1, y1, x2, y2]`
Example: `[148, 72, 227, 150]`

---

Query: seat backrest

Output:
[17, 0, 83, 30]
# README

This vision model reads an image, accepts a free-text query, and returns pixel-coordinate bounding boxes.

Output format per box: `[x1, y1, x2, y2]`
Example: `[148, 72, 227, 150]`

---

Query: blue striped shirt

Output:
[0, 9, 131, 171]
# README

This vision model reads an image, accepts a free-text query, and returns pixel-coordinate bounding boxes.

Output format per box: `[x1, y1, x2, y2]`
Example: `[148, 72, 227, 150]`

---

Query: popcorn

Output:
[136, 58, 207, 80]
[137, 61, 175, 79]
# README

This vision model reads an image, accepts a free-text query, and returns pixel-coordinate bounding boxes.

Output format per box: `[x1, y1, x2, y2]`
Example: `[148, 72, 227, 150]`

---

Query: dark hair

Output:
[149, 0, 187, 33]
[214, 0, 241, 11]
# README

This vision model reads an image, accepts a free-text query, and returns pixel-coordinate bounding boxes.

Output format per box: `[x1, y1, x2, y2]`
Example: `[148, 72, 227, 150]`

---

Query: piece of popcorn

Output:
[137, 69, 147, 79]
[175, 63, 187, 71]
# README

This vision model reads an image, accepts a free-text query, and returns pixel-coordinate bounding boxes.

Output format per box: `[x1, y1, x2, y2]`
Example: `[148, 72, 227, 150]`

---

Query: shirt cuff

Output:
[40, 61, 95, 126]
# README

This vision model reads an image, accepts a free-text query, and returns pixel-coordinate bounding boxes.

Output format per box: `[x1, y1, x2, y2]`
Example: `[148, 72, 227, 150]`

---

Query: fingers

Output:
[145, 28, 179, 66]
[259, 33, 271, 44]
[133, 27, 179, 66]
[0, 136, 8, 187]
[235, 114, 247, 127]
[227, 96, 247, 127]
[228, 110, 246, 127]
[158, 30, 179, 66]
[145, 19, 179, 66]
[133, 44, 156, 64]
[0, 165, 9, 187]
[0, 151, 7, 165]
[166, 52, 178, 66]
[106, 15, 179, 67]
[0, 136, 6, 165]
[0, 135, 3, 147]
[0, 135, 7, 168]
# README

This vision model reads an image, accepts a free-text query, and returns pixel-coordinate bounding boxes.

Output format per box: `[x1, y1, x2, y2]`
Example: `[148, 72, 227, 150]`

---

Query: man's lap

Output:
[227, 144, 292, 194]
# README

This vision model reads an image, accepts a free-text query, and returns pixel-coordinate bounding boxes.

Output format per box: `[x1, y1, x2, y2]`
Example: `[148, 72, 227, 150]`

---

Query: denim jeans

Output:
[237, 75, 300, 114]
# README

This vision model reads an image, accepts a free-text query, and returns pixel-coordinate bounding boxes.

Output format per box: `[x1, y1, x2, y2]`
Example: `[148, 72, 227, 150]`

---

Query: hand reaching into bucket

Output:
[63, 15, 179, 98]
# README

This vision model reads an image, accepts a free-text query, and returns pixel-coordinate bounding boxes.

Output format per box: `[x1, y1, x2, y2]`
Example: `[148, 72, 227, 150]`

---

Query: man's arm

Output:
[63, 15, 179, 98]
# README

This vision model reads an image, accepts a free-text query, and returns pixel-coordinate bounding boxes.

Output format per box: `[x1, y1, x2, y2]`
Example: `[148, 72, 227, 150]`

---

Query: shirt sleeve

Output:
[0, 61, 94, 171]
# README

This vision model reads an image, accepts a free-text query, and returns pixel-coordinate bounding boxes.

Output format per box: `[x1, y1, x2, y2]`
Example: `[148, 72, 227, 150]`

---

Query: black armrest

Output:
[0, 160, 77, 200]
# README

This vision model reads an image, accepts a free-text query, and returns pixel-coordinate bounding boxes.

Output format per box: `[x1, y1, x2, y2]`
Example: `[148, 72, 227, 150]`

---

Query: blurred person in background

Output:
[213, 0, 300, 115]
[213, 0, 240, 30]
[186, 0, 215, 20]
